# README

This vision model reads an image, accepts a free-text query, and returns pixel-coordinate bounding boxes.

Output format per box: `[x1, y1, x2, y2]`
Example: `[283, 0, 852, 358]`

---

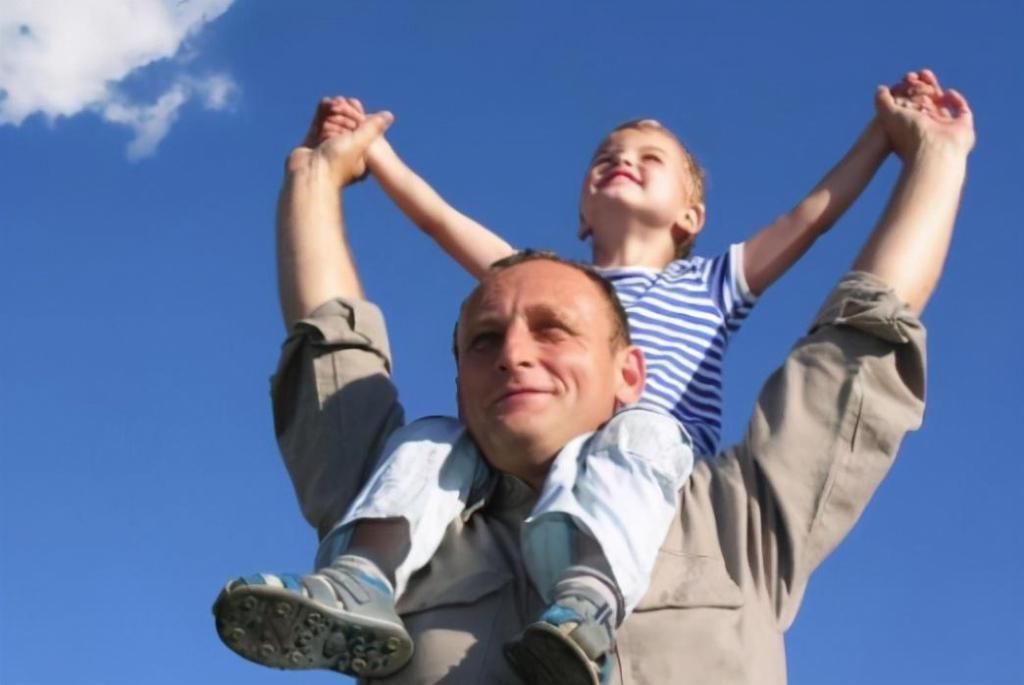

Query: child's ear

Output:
[577, 211, 592, 241]
[677, 202, 706, 237]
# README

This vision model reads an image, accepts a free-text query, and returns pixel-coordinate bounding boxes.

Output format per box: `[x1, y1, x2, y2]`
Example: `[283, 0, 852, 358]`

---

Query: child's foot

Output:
[212, 559, 413, 678]
[504, 592, 616, 685]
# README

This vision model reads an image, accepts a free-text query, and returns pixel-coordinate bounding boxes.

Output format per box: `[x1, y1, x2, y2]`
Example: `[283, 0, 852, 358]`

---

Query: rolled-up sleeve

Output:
[730, 271, 926, 627]
[271, 298, 406, 539]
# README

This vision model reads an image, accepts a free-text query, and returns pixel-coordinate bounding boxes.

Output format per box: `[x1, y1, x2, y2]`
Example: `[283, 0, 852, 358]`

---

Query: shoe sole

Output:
[504, 622, 602, 685]
[213, 584, 413, 678]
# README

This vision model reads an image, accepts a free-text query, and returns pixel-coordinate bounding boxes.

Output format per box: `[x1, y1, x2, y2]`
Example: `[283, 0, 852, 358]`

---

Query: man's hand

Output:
[305, 96, 368, 145]
[876, 69, 975, 161]
[289, 97, 393, 188]
[311, 96, 395, 171]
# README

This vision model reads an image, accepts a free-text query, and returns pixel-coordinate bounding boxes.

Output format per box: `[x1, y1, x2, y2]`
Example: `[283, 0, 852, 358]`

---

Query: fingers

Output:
[305, 95, 390, 136]
[902, 68, 943, 103]
[888, 69, 952, 121]
[918, 68, 943, 94]
[944, 88, 972, 118]
[324, 97, 365, 129]
[350, 111, 395, 161]
[305, 96, 370, 145]
[862, 70, 954, 120]
[875, 85, 899, 114]
[349, 110, 395, 151]
[900, 70, 935, 97]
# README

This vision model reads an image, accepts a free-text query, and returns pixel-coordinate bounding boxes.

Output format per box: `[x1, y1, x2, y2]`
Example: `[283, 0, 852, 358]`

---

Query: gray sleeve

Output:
[719, 271, 926, 627]
[270, 298, 406, 539]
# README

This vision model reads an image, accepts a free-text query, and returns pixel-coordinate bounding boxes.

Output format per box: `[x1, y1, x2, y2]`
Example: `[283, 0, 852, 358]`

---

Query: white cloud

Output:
[99, 73, 236, 159]
[101, 82, 187, 161]
[194, 72, 237, 110]
[0, 0, 237, 159]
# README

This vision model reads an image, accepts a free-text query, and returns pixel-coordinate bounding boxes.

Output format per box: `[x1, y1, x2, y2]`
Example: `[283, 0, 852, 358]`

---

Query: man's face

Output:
[455, 259, 644, 487]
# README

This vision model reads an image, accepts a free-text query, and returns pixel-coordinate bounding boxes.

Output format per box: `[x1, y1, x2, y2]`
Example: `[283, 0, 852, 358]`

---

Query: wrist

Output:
[862, 118, 891, 154]
[908, 139, 970, 169]
[285, 146, 315, 175]
[285, 147, 348, 189]
[365, 136, 395, 173]
[365, 146, 383, 174]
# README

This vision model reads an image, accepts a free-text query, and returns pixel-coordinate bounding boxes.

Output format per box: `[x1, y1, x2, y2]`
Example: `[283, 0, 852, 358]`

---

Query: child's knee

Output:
[597, 407, 693, 480]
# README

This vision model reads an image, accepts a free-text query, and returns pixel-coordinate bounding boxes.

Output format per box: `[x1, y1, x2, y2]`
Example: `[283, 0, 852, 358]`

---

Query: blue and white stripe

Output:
[599, 243, 756, 456]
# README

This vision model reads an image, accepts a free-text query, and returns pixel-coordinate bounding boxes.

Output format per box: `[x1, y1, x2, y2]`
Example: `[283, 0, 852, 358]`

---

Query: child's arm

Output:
[365, 137, 516, 280]
[741, 115, 892, 297]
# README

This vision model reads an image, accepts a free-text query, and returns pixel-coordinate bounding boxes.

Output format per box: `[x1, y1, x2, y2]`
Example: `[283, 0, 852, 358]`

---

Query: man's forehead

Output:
[460, 260, 600, 322]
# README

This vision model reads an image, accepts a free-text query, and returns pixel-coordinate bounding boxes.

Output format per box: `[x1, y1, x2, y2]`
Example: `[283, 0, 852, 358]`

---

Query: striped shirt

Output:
[598, 243, 757, 456]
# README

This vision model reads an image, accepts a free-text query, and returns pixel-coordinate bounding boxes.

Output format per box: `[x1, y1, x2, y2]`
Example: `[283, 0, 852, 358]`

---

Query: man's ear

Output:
[615, 345, 646, 406]
[675, 201, 706, 240]
[455, 374, 465, 421]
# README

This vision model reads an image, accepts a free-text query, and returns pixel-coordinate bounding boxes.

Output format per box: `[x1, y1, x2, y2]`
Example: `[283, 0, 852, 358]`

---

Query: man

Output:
[232, 71, 973, 683]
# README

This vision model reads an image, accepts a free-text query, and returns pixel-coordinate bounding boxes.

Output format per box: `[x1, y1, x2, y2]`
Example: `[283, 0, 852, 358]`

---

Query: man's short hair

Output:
[452, 250, 632, 360]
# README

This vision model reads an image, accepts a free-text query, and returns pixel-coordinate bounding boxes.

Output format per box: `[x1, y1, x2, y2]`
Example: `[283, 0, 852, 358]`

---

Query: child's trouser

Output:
[315, 406, 693, 613]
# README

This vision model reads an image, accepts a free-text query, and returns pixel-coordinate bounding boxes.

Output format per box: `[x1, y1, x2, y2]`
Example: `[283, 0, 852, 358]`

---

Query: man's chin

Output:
[491, 415, 550, 441]
[487, 416, 561, 454]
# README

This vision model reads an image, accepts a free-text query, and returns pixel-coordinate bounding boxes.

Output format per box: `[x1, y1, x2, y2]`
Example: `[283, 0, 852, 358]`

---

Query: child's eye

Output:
[642, 153, 663, 164]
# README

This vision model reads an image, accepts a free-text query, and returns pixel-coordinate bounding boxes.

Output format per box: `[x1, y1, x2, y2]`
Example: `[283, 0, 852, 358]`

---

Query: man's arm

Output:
[723, 71, 973, 625]
[852, 70, 974, 314]
[276, 98, 394, 329]
[741, 119, 891, 297]
[272, 101, 407, 536]
[720, 271, 926, 628]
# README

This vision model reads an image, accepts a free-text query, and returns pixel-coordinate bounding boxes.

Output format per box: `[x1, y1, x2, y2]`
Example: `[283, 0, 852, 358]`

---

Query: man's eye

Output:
[537, 324, 569, 341]
[468, 332, 500, 351]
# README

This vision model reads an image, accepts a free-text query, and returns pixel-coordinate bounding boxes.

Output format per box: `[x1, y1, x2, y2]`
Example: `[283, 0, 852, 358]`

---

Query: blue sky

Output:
[1, 1, 1022, 684]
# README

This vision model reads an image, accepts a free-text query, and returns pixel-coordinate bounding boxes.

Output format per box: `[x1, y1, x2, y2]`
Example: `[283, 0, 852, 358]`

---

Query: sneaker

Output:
[504, 594, 616, 685]
[213, 565, 413, 678]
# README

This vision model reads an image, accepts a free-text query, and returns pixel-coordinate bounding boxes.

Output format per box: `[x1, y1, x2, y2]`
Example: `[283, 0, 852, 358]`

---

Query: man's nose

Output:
[496, 321, 536, 371]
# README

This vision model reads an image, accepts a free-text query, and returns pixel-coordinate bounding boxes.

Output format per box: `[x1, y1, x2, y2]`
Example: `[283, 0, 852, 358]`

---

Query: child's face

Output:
[579, 127, 697, 239]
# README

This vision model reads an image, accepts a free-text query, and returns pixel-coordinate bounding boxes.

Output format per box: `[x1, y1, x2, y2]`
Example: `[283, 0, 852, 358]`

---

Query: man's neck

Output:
[481, 440, 559, 492]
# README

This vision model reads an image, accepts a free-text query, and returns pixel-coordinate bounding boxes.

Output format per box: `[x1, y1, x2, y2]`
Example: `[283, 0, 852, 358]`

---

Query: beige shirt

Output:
[272, 271, 926, 684]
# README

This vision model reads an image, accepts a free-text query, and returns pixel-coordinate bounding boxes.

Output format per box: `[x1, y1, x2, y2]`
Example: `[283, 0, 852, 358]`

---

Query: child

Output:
[215, 79, 913, 683]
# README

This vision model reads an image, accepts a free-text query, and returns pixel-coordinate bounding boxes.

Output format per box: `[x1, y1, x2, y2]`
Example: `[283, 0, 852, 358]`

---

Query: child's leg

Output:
[214, 417, 492, 678]
[315, 416, 492, 595]
[338, 517, 410, 587]
[508, 407, 693, 684]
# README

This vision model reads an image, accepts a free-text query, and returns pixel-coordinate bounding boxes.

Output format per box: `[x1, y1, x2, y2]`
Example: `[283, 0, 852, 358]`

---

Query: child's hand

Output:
[875, 69, 975, 161]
